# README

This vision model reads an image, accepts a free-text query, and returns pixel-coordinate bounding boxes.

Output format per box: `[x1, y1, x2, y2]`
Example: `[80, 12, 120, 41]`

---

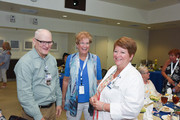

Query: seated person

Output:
[138, 66, 161, 99]
[59, 53, 69, 73]
[61, 53, 70, 66]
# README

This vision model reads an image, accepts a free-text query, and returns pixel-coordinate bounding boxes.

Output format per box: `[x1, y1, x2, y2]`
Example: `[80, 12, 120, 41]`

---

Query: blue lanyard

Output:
[78, 55, 88, 85]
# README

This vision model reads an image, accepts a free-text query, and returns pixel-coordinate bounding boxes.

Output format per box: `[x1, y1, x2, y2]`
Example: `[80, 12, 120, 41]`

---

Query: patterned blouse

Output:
[165, 62, 180, 84]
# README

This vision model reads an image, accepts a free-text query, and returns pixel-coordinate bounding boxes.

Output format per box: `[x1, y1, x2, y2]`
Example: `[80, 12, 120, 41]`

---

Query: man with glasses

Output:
[14, 29, 62, 120]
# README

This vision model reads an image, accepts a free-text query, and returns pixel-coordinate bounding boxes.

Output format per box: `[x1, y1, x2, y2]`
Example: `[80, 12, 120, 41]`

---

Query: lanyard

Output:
[44, 65, 48, 73]
[44, 59, 48, 72]
[94, 70, 120, 120]
[170, 59, 179, 76]
[78, 54, 88, 85]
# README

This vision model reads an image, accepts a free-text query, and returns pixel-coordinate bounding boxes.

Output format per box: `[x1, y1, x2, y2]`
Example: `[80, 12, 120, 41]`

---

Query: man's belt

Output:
[39, 102, 54, 108]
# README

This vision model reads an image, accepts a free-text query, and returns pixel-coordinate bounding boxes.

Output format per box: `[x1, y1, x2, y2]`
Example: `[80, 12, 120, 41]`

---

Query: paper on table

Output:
[144, 97, 153, 105]
[167, 88, 172, 94]
[143, 104, 153, 120]
[167, 88, 172, 101]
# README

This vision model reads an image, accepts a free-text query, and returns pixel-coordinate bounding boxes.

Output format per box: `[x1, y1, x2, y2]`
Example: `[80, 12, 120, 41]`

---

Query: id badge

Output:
[45, 73, 52, 85]
[107, 82, 113, 89]
[79, 85, 84, 94]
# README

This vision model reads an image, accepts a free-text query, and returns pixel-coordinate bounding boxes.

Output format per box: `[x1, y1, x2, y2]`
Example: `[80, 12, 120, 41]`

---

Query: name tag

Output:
[107, 82, 113, 89]
[45, 73, 52, 86]
[79, 85, 84, 94]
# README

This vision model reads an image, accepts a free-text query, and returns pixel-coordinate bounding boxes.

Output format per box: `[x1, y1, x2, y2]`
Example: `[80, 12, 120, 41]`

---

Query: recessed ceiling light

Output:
[129, 24, 139, 27]
[149, 0, 156, 2]
[117, 22, 120, 25]
[88, 18, 102, 22]
[31, 0, 37, 2]
[62, 15, 67, 18]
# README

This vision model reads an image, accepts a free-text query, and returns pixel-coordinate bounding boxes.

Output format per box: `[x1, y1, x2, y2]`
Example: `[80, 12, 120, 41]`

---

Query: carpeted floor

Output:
[0, 81, 84, 120]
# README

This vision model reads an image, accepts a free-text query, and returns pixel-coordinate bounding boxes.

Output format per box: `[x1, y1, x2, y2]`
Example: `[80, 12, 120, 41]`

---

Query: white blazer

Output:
[97, 63, 144, 120]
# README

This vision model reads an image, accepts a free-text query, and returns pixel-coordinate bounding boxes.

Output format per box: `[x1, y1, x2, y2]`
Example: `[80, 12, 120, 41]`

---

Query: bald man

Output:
[14, 29, 62, 120]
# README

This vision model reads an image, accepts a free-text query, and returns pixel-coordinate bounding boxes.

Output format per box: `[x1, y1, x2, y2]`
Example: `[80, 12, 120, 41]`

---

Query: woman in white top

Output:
[90, 37, 144, 120]
[138, 66, 160, 99]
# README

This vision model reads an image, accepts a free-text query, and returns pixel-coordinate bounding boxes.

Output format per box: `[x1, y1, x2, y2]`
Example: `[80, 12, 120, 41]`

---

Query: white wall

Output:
[1, 0, 148, 24]
[2, 0, 180, 25]
[0, 28, 68, 59]
[148, 3, 180, 24]
[0, 11, 149, 69]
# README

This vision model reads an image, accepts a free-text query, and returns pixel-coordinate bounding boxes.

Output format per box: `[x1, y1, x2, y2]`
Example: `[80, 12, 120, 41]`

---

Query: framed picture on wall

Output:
[10, 40, 19, 49]
[24, 41, 33, 50]
[51, 42, 58, 51]
[0, 39, 4, 49]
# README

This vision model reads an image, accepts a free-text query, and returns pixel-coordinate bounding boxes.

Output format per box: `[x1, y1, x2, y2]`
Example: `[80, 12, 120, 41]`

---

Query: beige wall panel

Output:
[148, 28, 180, 67]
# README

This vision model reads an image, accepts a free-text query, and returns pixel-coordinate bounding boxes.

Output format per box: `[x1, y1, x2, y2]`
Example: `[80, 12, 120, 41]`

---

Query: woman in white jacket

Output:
[90, 37, 144, 120]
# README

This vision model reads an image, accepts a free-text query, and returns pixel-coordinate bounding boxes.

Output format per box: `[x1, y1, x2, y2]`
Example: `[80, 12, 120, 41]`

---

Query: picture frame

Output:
[51, 42, 58, 51]
[0, 39, 4, 49]
[24, 41, 33, 50]
[10, 40, 19, 49]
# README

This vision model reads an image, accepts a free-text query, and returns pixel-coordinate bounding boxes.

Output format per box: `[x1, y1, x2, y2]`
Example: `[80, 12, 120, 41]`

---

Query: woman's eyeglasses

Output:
[79, 42, 89, 45]
[142, 72, 150, 74]
[35, 38, 54, 45]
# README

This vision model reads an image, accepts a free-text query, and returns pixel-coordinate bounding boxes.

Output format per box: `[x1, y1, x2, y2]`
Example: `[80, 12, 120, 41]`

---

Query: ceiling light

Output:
[147, 27, 151, 29]
[31, 0, 37, 2]
[129, 24, 139, 27]
[62, 15, 67, 18]
[117, 22, 121, 25]
[88, 18, 102, 22]
[149, 0, 156, 2]
[73, 0, 79, 6]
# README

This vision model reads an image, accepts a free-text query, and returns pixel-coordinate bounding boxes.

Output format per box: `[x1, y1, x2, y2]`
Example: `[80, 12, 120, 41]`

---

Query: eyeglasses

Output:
[79, 42, 90, 45]
[142, 72, 150, 74]
[35, 38, 54, 45]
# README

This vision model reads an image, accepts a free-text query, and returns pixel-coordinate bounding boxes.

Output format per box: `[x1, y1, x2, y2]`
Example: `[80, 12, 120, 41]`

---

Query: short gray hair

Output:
[34, 29, 51, 39]
[138, 66, 148, 74]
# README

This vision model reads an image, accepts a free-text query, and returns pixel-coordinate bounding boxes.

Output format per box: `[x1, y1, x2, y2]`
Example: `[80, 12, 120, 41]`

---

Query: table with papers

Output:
[138, 101, 179, 120]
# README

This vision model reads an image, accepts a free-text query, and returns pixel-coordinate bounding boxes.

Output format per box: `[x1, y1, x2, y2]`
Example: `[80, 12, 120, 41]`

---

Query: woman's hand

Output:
[90, 95, 103, 111]
[167, 77, 175, 86]
[90, 95, 110, 112]
[62, 100, 65, 111]
[174, 83, 180, 92]
[89, 94, 98, 105]
[92, 100, 104, 111]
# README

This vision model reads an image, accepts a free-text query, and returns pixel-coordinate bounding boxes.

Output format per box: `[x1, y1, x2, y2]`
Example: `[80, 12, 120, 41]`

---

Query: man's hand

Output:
[41, 117, 45, 120]
[56, 106, 62, 117]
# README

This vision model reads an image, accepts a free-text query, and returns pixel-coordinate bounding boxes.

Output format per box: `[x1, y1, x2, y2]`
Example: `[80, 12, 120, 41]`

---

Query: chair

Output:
[9, 115, 27, 120]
